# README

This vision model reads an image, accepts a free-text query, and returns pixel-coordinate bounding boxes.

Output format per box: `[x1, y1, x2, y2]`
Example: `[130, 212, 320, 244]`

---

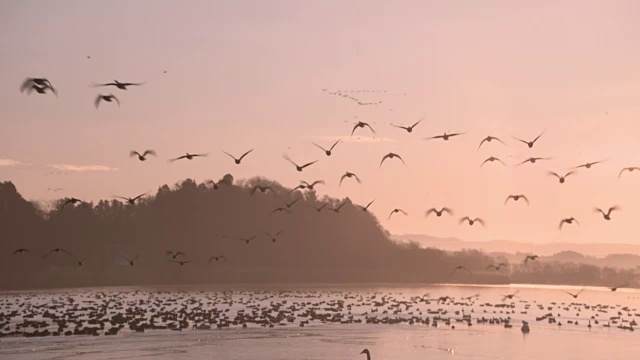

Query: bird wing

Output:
[329, 139, 341, 151]
[283, 155, 298, 168]
[222, 151, 237, 160]
[532, 130, 545, 143]
[363, 123, 376, 134]
[132, 193, 146, 201]
[388, 210, 395, 220]
[130, 151, 141, 158]
[300, 160, 318, 169]
[142, 150, 156, 157]
[379, 154, 391, 167]
[474, 218, 485, 226]
[607, 206, 620, 215]
[559, 219, 566, 230]
[20, 78, 33, 92]
[112, 95, 120, 106]
[618, 168, 629, 178]
[339, 174, 347, 186]
[441, 207, 453, 215]
[312, 142, 326, 152]
[169, 155, 187, 162]
[477, 138, 489, 151]
[410, 119, 422, 129]
[353, 174, 362, 183]
[512, 136, 528, 145]
[94, 95, 102, 109]
[459, 216, 470, 224]
[504, 196, 514, 205]
[521, 195, 530, 205]
[564, 171, 576, 178]
[351, 124, 359, 136]
[365, 199, 375, 208]
[593, 207, 605, 216]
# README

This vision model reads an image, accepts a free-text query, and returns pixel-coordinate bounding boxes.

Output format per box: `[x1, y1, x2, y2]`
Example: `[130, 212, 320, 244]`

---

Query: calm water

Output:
[1, 284, 639, 359]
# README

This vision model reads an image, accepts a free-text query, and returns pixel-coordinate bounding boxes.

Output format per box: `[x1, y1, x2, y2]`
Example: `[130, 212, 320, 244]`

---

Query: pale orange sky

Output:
[2, 1, 640, 244]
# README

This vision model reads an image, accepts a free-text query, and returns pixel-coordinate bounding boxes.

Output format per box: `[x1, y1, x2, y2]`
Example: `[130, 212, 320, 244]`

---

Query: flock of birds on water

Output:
[6, 76, 640, 348]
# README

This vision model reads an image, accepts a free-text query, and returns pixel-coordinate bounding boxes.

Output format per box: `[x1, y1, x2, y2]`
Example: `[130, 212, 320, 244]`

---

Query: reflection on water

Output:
[1, 284, 639, 359]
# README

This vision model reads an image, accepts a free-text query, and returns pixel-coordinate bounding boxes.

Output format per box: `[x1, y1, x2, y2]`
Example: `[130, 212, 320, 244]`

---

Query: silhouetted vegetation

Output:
[0, 179, 637, 290]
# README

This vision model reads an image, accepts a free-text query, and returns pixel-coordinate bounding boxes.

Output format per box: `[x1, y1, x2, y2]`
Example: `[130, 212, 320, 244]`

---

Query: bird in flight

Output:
[169, 153, 208, 162]
[505, 194, 529, 206]
[21, 77, 56, 95]
[283, 155, 318, 172]
[502, 290, 520, 302]
[339, 172, 361, 186]
[122, 254, 140, 267]
[208, 255, 227, 263]
[390, 118, 422, 133]
[517, 157, 551, 166]
[286, 197, 301, 209]
[451, 266, 472, 276]
[379, 152, 405, 168]
[481, 156, 505, 167]
[486, 263, 509, 271]
[44, 248, 73, 258]
[171, 260, 191, 266]
[223, 149, 253, 164]
[524, 255, 539, 264]
[351, 121, 376, 136]
[574, 160, 604, 170]
[559, 217, 579, 230]
[235, 235, 257, 244]
[477, 136, 506, 151]
[115, 193, 146, 205]
[360, 199, 375, 212]
[312, 140, 341, 156]
[331, 202, 347, 213]
[250, 185, 272, 196]
[94, 94, 120, 108]
[426, 132, 464, 141]
[166, 250, 185, 259]
[11, 248, 30, 256]
[75, 255, 92, 267]
[548, 171, 575, 184]
[594, 206, 620, 221]
[270, 207, 292, 215]
[130, 150, 156, 161]
[93, 80, 144, 90]
[459, 217, 485, 227]
[60, 198, 87, 211]
[425, 207, 453, 217]
[513, 131, 545, 148]
[205, 179, 220, 190]
[610, 283, 629, 292]
[315, 204, 328, 213]
[300, 180, 324, 190]
[563, 289, 584, 299]
[264, 230, 283, 243]
[388, 208, 408, 220]
[618, 167, 640, 178]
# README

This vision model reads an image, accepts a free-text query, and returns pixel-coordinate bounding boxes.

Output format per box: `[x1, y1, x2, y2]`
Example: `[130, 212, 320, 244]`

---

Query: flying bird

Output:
[379, 152, 405, 168]
[390, 118, 422, 133]
[486, 263, 509, 271]
[286, 197, 301, 209]
[93, 80, 144, 90]
[208, 255, 227, 263]
[610, 283, 629, 292]
[331, 202, 347, 213]
[75, 255, 92, 267]
[234, 235, 257, 244]
[481, 156, 505, 167]
[618, 167, 640, 178]
[223, 149, 253, 164]
[115, 193, 146, 205]
[513, 131, 545, 148]
[360, 199, 375, 212]
[351, 121, 376, 136]
[563, 289, 584, 299]
[60, 198, 87, 211]
[559, 217, 579, 230]
[459, 217, 485, 226]
[594, 206, 620, 221]
[11, 248, 30, 256]
[574, 160, 604, 170]
[505, 194, 529, 206]
[517, 157, 551, 166]
[300, 180, 324, 190]
[121, 254, 140, 266]
[165, 250, 185, 259]
[426, 132, 464, 141]
[548, 171, 575, 184]
[44, 248, 73, 258]
[94, 94, 120, 108]
[171, 260, 191, 266]
[130, 150, 156, 161]
[283, 155, 318, 172]
[205, 179, 220, 190]
[312, 139, 341, 156]
[26, 83, 57, 96]
[169, 153, 208, 162]
[524, 255, 539, 264]
[250, 185, 272, 196]
[264, 230, 283, 243]
[270, 207, 292, 215]
[388, 208, 408, 220]
[20, 77, 56, 94]
[339, 172, 361, 186]
[425, 207, 453, 217]
[451, 266, 472, 276]
[315, 204, 328, 213]
[477, 136, 506, 151]
[502, 290, 520, 302]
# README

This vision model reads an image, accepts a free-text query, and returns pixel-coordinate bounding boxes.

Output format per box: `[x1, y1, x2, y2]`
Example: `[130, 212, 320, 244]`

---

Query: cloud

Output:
[47, 164, 119, 172]
[309, 135, 396, 143]
[0, 159, 21, 166]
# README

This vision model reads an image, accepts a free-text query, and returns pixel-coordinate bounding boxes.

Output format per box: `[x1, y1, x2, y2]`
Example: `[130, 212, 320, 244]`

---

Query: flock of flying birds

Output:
[12, 77, 640, 290]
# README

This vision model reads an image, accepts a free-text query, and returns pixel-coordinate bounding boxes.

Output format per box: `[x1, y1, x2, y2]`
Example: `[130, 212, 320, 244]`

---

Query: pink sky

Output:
[2, 0, 640, 244]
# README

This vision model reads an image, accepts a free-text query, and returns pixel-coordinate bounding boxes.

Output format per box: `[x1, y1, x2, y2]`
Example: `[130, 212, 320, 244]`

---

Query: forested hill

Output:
[0, 178, 636, 290]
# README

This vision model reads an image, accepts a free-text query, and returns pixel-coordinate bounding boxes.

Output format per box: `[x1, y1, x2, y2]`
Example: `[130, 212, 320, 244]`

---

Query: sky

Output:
[2, 0, 640, 244]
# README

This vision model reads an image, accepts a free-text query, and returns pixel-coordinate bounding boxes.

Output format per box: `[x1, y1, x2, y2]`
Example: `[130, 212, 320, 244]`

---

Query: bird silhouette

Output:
[223, 149, 253, 164]
[121, 254, 140, 267]
[165, 250, 185, 259]
[300, 180, 324, 190]
[426, 132, 464, 141]
[286, 197, 301, 209]
[610, 283, 629, 291]
[205, 179, 220, 190]
[339, 172, 361, 186]
[486, 263, 509, 271]
[502, 290, 520, 302]
[351, 121, 376, 136]
[315, 204, 328, 213]
[481, 156, 505, 167]
[478, 136, 506, 151]
[75, 255, 92, 267]
[208, 255, 227, 263]
[234, 235, 257, 244]
[44, 248, 73, 258]
[283, 155, 318, 172]
[425, 207, 453, 217]
[270, 207, 292, 215]
[11, 248, 30, 256]
[171, 260, 191, 266]
[524, 255, 539, 264]
[559, 217, 579, 230]
[169, 153, 208, 162]
[21, 77, 56, 95]
[331, 202, 347, 213]
[459, 217, 485, 226]
[60, 198, 87, 211]
[505, 194, 529, 206]
[94, 94, 120, 108]
[574, 160, 604, 170]
[594, 206, 620, 220]
[264, 230, 283, 243]
[250, 185, 272, 196]
[312, 139, 341, 156]
[26, 83, 57, 96]
[93, 80, 144, 90]
[388, 208, 408, 220]
[390, 118, 422, 133]
[513, 131, 545, 148]
[360, 199, 375, 211]
[548, 171, 575, 184]
[130, 150, 156, 161]
[618, 167, 640, 178]
[517, 157, 551, 166]
[115, 193, 146, 205]
[451, 266, 472, 276]
[563, 289, 584, 299]
[379, 153, 405, 168]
